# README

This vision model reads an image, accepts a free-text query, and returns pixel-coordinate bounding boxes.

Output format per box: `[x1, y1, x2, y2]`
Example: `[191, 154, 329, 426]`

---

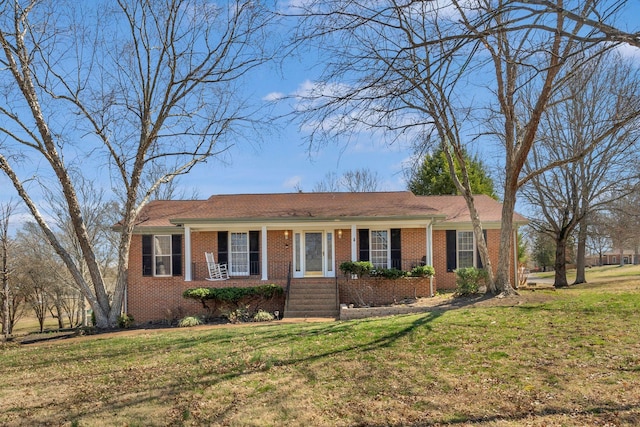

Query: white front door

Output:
[293, 231, 335, 278]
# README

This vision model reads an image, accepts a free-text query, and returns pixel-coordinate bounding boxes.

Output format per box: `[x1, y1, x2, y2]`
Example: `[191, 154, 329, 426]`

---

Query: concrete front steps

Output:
[284, 280, 338, 318]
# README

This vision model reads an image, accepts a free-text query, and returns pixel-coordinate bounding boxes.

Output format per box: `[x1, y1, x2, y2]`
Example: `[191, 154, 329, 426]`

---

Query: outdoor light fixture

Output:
[284, 230, 289, 240]
[338, 229, 343, 239]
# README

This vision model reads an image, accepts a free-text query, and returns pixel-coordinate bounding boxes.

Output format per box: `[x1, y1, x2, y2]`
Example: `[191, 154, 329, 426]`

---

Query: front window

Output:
[371, 230, 389, 269]
[230, 232, 249, 275]
[457, 231, 474, 268]
[154, 235, 171, 276]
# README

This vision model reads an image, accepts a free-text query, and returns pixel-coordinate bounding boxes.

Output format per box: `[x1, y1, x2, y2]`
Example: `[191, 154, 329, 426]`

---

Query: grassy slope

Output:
[1, 281, 639, 426]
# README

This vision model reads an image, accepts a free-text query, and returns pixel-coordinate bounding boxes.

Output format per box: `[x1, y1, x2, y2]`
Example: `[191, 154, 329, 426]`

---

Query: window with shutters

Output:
[142, 235, 182, 277]
[457, 231, 474, 269]
[154, 235, 172, 276]
[230, 232, 250, 276]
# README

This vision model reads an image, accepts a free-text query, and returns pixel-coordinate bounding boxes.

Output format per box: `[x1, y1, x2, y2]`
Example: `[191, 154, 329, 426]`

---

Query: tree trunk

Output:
[494, 191, 517, 296]
[574, 220, 588, 285]
[554, 237, 570, 288]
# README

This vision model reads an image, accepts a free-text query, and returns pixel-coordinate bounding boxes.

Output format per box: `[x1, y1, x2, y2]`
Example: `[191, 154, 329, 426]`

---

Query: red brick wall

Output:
[127, 232, 287, 324]
[338, 277, 433, 306]
[127, 226, 515, 322]
[335, 228, 352, 267]
[399, 228, 427, 270]
[433, 228, 512, 290]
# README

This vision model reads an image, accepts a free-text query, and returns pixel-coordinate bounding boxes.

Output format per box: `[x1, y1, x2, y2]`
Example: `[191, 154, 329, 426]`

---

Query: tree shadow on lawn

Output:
[357, 403, 640, 426]
[18, 312, 445, 425]
[13, 294, 541, 425]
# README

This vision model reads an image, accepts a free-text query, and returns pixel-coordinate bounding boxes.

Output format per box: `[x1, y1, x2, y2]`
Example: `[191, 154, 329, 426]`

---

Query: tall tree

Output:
[408, 145, 497, 199]
[522, 52, 640, 287]
[1, 200, 17, 339]
[586, 212, 611, 267]
[531, 230, 556, 272]
[288, 0, 638, 295]
[0, 0, 276, 328]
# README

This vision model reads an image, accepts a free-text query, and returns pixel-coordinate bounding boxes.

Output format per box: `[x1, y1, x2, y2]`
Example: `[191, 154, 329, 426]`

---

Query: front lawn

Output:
[1, 280, 639, 426]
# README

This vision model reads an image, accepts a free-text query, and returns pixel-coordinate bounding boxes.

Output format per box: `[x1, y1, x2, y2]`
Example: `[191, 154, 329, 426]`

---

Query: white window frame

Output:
[153, 235, 172, 277]
[457, 230, 475, 269]
[370, 229, 390, 269]
[229, 232, 250, 276]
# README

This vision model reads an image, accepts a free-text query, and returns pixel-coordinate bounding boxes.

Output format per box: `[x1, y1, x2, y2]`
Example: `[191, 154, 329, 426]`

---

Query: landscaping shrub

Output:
[339, 261, 373, 277]
[183, 284, 283, 316]
[178, 316, 203, 328]
[117, 314, 134, 329]
[371, 268, 406, 279]
[253, 309, 275, 322]
[183, 284, 283, 305]
[410, 265, 435, 278]
[455, 267, 487, 296]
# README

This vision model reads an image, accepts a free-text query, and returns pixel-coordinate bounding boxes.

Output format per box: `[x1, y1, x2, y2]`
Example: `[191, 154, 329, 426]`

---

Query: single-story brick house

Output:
[125, 191, 526, 323]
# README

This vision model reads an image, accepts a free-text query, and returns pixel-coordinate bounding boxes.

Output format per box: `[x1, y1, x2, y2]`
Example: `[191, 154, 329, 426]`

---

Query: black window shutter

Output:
[359, 229, 370, 261]
[249, 231, 260, 275]
[142, 235, 152, 276]
[391, 228, 402, 269]
[477, 230, 487, 269]
[172, 235, 182, 276]
[446, 230, 457, 272]
[218, 231, 228, 264]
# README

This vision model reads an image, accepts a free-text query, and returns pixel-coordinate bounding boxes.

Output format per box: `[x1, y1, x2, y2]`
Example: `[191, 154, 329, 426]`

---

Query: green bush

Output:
[253, 309, 275, 322]
[339, 261, 373, 277]
[455, 267, 487, 296]
[410, 265, 435, 278]
[117, 314, 134, 329]
[178, 316, 203, 327]
[183, 284, 284, 303]
[371, 268, 406, 279]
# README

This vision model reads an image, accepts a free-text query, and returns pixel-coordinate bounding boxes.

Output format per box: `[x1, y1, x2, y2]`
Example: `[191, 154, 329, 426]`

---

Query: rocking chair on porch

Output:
[205, 252, 229, 281]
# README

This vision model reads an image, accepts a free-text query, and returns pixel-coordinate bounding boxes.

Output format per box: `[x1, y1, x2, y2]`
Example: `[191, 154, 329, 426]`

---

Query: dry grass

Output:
[1, 280, 639, 426]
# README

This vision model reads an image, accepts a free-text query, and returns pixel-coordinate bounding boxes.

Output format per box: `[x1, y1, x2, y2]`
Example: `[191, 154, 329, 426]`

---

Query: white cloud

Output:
[615, 43, 640, 61]
[263, 91, 286, 101]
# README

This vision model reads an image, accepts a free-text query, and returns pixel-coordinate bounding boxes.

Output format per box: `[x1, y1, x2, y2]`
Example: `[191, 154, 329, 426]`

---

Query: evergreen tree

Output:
[408, 146, 498, 199]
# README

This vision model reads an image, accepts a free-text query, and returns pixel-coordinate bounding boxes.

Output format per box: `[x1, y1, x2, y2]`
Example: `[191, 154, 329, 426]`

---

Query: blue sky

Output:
[2, 1, 640, 219]
[178, 72, 414, 197]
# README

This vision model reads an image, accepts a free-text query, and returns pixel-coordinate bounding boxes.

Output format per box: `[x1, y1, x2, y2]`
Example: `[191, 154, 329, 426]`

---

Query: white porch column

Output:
[351, 224, 357, 261]
[184, 226, 192, 281]
[261, 226, 268, 280]
[426, 221, 433, 266]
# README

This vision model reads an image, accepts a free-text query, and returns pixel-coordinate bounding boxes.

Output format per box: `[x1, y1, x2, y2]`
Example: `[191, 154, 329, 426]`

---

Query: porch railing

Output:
[190, 260, 291, 281]
[189, 258, 428, 281]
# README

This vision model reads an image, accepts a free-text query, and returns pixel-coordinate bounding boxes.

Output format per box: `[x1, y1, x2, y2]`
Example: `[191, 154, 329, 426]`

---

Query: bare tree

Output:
[604, 189, 640, 266]
[522, 52, 640, 287]
[287, 0, 635, 295]
[341, 169, 381, 192]
[312, 172, 342, 192]
[586, 212, 611, 267]
[312, 168, 381, 192]
[508, 0, 640, 48]
[1, 200, 18, 339]
[0, 1, 276, 327]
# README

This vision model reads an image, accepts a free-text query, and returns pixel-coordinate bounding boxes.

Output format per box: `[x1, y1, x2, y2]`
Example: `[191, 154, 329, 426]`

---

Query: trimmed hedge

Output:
[183, 284, 284, 304]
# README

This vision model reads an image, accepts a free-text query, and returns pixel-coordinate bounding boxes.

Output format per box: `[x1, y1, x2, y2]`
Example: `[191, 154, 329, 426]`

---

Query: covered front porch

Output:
[179, 221, 436, 283]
